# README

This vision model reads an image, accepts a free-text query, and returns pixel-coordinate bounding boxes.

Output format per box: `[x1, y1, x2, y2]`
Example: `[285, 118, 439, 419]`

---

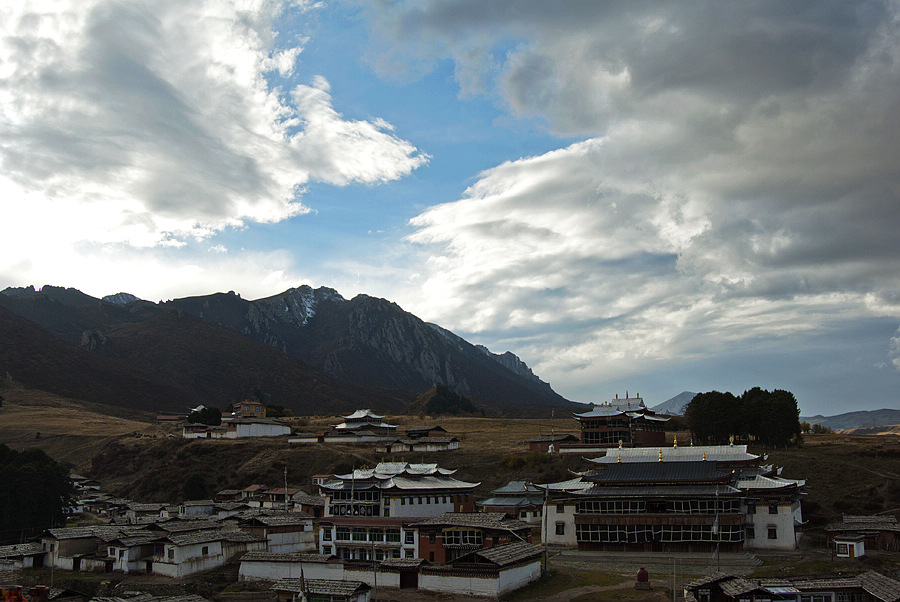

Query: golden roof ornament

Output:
[658, 449, 663, 462]
[617, 454, 621, 463]
[729, 435, 735, 446]
[702, 452, 707, 461]
[673, 436, 678, 448]
[618, 439, 623, 449]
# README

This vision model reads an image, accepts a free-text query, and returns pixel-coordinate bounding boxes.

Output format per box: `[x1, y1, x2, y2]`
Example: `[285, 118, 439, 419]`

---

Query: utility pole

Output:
[284, 466, 289, 513]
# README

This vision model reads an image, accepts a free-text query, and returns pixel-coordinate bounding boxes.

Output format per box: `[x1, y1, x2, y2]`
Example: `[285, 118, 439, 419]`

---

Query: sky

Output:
[2, 1, 900, 416]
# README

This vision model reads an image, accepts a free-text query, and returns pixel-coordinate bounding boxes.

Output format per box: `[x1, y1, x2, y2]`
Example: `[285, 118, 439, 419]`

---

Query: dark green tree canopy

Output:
[685, 388, 801, 448]
[188, 406, 221, 426]
[0, 444, 73, 543]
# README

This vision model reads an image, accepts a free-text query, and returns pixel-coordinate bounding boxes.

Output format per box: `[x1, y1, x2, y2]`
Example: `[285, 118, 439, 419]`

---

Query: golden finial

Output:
[617, 454, 621, 463]
[729, 435, 734, 446]
[673, 436, 678, 448]
[618, 439, 623, 449]
[702, 452, 707, 461]
[658, 449, 663, 462]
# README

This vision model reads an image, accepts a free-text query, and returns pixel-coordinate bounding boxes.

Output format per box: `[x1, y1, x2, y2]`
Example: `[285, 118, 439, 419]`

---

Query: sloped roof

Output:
[272, 578, 371, 596]
[342, 409, 383, 420]
[412, 512, 530, 531]
[0, 543, 45, 558]
[491, 481, 542, 494]
[241, 552, 337, 563]
[452, 542, 542, 567]
[580, 461, 732, 484]
[588, 445, 759, 464]
[826, 514, 900, 533]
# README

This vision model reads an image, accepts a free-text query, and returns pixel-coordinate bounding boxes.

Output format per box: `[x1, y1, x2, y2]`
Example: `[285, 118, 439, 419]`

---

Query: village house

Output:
[375, 437, 460, 454]
[412, 512, 533, 563]
[541, 443, 805, 552]
[527, 434, 578, 452]
[404, 425, 448, 438]
[293, 491, 327, 518]
[151, 530, 266, 578]
[826, 514, 900, 554]
[239, 551, 344, 582]
[240, 543, 544, 599]
[685, 570, 900, 602]
[271, 578, 372, 602]
[260, 488, 305, 510]
[478, 481, 545, 524]
[233, 400, 267, 419]
[0, 543, 46, 571]
[238, 513, 316, 553]
[572, 393, 668, 448]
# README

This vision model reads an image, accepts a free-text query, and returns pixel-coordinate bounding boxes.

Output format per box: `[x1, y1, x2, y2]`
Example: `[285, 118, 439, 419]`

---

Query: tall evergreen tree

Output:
[0, 444, 73, 543]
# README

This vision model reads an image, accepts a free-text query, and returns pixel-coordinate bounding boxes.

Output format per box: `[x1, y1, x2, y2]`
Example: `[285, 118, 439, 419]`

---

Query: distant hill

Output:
[0, 304, 200, 413]
[650, 391, 697, 416]
[404, 384, 485, 417]
[801, 408, 900, 432]
[0, 284, 577, 416]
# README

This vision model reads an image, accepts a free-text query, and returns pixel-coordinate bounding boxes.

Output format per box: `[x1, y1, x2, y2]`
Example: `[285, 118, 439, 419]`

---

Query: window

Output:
[429, 533, 436, 544]
[392, 549, 401, 558]
[386, 529, 401, 543]
[168, 548, 174, 560]
[837, 543, 848, 555]
[404, 549, 413, 558]
[557, 503, 565, 513]
[444, 530, 483, 546]
[352, 528, 367, 542]
[405, 531, 415, 544]
[336, 527, 351, 541]
[746, 526, 755, 539]
[429, 551, 434, 562]
[401, 497, 405, 505]
[768, 526, 777, 540]
[369, 528, 384, 542]
[747, 502, 756, 515]
[556, 522, 565, 536]
[324, 546, 332, 555]
[201, 546, 209, 555]
[768, 502, 779, 514]
[323, 529, 332, 541]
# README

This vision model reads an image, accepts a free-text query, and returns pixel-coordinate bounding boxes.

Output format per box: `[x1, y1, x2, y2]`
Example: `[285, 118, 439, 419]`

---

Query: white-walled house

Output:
[239, 514, 316, 553]
[151, 530, 266, 578]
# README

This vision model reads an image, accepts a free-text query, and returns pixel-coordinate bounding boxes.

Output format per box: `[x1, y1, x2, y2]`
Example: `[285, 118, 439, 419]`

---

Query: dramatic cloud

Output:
[0, 0, 427, 251]
[378, 1, 900, 394]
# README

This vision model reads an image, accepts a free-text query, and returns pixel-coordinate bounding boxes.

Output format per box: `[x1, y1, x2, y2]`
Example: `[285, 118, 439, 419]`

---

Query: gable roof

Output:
[451, 542, 542, 567]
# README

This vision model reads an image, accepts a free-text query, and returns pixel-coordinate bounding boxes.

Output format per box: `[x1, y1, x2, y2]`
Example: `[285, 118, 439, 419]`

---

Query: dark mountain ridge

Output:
[0, 284, 576, 415]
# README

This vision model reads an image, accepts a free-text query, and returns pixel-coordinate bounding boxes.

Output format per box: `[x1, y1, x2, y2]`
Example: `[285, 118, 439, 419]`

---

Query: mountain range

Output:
[0, 284, 578, 416]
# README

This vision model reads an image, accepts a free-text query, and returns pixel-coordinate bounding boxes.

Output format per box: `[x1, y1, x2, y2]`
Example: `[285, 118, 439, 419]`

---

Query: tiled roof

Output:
[826, 514, 900, 533]
[412, 512, 531, 531]
[479, 495, 544, 507]
[165, 531, 228, 546]
[491, 481, 542, 494]
[589, 445, 758, 464]
[239, 514, 312, 527]
[530, 434, 578, 443]
[342, 409, 383, 420]
[153, 520, 220, 533]
[576, 484, 741, 497]
[271, 578, 371, 596]
[453, 542, 542, 567]
[0, 543, 45, 558]
[241, 551, 336, 563]
[581, 461, 732, 483]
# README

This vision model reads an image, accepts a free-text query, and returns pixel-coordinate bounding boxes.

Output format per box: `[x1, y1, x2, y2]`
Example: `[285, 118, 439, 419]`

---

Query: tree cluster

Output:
[0, 444, 73, 544]
[188, 406, 222, 426]
[684, 387, 802, 448]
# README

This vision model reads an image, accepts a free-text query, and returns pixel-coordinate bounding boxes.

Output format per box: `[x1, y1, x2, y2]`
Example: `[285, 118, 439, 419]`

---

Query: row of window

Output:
[327, 527, 413, 544]
[747, 501, 781, 514]
[331, 490, 380, 501]
[574, 523, 745, 543]
[327, 546, 414, 560]
[329, 504, 380, 516]
[583, 431, 630, 445]
[572, 499, 741, 515]
[745, 526, 778, 540]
